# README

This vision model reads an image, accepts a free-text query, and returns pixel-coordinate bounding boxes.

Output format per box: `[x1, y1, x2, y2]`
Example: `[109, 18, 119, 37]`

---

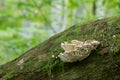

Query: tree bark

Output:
[0, 17, 120, 80]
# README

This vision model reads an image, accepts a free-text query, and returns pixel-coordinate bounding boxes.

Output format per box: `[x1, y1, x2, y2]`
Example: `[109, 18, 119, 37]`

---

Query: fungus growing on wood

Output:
[17, 58, 24, 66]
[58, 40, 100, 62]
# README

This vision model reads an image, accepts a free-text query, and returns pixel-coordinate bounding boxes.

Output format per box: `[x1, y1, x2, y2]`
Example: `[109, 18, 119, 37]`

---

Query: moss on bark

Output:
[0, 16, 120, 80]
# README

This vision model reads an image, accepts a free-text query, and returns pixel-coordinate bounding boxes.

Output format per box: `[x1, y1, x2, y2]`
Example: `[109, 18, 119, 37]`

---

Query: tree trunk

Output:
[0, 17, 120, 80]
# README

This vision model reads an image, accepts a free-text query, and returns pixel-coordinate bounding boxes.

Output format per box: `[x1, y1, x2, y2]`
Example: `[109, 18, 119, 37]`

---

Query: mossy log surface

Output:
[0, 17, 120, 80]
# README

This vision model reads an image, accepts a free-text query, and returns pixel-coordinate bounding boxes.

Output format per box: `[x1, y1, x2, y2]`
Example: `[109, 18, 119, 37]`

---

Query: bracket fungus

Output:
[58, 40, 100, 62]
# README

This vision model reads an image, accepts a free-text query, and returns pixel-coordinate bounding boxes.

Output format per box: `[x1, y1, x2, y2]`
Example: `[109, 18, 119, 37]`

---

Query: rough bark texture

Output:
[0, 17, 120, 80]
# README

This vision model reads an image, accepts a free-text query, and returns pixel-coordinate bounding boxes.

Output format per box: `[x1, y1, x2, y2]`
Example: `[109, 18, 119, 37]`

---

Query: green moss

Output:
[0, 16, 120, 80]
[3, 71, 15, 80]
[42, 16, 120, 79]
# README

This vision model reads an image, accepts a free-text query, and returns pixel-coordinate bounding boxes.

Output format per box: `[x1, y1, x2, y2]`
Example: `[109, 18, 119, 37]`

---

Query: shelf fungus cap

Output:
[58, 40, 100, 62]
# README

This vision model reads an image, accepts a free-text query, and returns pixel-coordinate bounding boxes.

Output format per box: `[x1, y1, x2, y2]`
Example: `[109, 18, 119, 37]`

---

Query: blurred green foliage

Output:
[0, 0, 120, 64]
